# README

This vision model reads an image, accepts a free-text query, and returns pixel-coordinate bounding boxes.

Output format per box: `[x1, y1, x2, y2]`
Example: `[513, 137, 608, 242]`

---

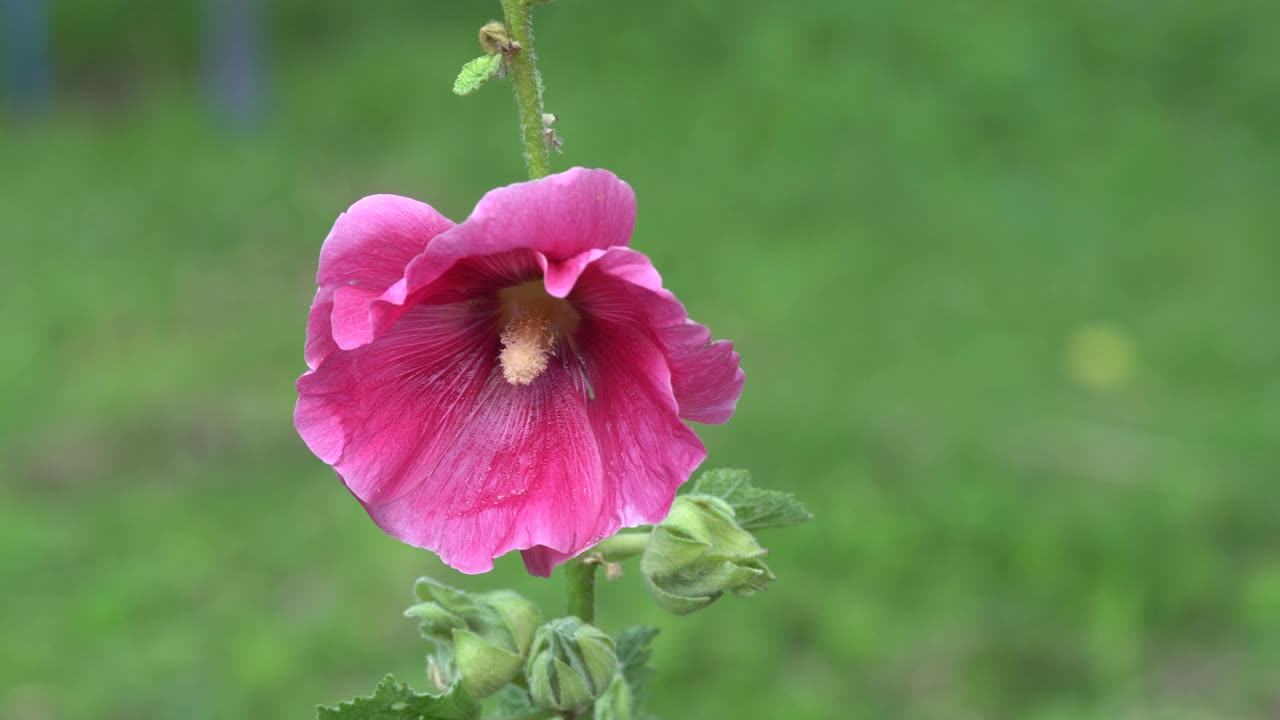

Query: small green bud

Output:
[478, 21, 510, 56]
[640, 495, 775, 615]
[405, 577, 542, 698]
[526, 617, 618, 711]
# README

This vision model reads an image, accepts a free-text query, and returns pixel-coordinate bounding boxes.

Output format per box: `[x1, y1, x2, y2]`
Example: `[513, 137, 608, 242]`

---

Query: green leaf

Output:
[317, 675, 479, 720]
[489, 684, 535, 719]
[614, 626, 658, 716]
[452, 55, 503, 96]
[687, 468, 812, 530]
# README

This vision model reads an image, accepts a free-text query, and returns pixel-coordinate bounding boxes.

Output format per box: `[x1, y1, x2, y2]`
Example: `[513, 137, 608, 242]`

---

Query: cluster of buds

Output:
[388, 478, 795, 715]
[406, 578, 621, 711]
[405, 577, 542, 698]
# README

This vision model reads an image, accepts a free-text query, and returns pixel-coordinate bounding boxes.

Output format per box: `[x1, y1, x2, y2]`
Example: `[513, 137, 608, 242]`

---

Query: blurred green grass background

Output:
[3, 1, 1279, 718]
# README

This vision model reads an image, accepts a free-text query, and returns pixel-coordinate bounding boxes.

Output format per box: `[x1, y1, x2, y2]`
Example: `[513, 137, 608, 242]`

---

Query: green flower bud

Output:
[480, 589, 542, 656]
[404, 578, 542, 698]
[640, 495, 775, 615]
[526, 617, 618, 711]
[592, 674, 632, 720]
[451, 628, 522, 698]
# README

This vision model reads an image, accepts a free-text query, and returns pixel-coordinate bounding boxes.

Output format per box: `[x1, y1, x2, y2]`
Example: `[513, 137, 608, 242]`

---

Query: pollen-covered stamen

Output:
[497, 280, 582, 386]
[500, 311, 556, 385]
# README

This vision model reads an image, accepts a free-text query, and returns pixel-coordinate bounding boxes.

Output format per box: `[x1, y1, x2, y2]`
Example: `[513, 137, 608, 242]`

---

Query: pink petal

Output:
[293, 370, 344, 464]
[580, 310, 708, 527]
[657, 321, 745, 425]
[439, 167, 635, 259]
[574, 249, 745, 425]
[538, 248, 608, 299]
[519, 546, 568, 577]
[297, 300, 611, 575]
[399, 169, 635, 302]
[305, 195, 454, 368]
[304, 292, 339, 371]
[316, 195, 452, 288]
[309, 170, 632, 363]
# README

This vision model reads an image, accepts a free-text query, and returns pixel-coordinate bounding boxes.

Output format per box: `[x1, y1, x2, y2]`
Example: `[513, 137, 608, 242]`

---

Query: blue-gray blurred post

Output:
[205, 0, 262, 127]
[3, 0, 53, 113]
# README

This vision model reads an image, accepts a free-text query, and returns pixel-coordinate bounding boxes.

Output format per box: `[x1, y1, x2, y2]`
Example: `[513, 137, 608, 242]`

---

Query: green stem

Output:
[564, 558, 596, 624]
[591, 532, 650, 562]
[563, 533, 650, 625]
[501, 0, 551, 180]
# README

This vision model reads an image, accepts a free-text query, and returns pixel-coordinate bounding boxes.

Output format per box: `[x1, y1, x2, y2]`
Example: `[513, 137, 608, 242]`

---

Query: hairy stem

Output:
[563, 533, 650, 627]
[500, 0, 550, 180]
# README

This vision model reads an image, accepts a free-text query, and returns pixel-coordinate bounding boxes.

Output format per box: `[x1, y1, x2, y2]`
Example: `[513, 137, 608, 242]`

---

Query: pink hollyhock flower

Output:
[295, 168, 743, 576]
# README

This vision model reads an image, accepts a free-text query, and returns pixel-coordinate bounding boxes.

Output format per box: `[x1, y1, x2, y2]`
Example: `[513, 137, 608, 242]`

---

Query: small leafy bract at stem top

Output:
[688, 468, 812, 530]
[453, 54, 504, 96]
[316, 674, 479, 720]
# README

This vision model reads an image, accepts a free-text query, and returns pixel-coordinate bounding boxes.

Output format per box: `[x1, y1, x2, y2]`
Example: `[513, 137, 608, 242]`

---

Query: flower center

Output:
[498, 281, 581, 386]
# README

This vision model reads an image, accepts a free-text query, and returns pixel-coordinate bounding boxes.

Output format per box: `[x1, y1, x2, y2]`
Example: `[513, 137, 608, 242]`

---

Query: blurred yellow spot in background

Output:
[1066, 323, 1138, 390]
